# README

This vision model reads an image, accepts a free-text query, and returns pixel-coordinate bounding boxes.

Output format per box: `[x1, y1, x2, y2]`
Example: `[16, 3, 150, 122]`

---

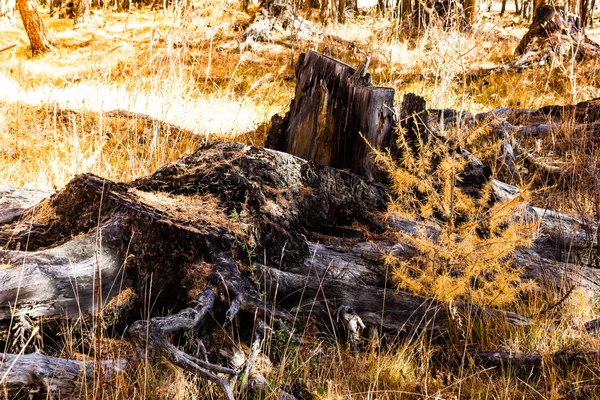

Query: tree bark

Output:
[266, 50, 396, 181]
[16, 0, 53, 55]
[0, 352, 127, 398]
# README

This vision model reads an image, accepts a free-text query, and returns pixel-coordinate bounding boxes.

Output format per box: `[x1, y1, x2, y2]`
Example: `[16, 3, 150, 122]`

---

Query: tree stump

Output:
[266, 50, 396, 181]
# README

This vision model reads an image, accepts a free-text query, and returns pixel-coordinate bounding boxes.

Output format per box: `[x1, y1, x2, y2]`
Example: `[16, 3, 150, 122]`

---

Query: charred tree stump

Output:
[266, 50, 396, 181]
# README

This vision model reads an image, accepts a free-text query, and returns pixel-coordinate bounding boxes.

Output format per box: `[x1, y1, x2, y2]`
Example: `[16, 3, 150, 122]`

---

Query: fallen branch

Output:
[0, 352, 127, 397]
[0, 44, 16, 54]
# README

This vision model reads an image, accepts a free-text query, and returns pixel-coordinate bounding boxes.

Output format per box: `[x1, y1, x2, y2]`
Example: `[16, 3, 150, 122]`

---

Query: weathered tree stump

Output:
[266, 50, 396, 181]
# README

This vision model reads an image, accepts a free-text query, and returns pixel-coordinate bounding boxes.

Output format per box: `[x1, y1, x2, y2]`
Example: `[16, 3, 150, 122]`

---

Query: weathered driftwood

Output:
[0, 185, 50, 225]
[0, 220, 124, 320]
[266, 50, 396, 181]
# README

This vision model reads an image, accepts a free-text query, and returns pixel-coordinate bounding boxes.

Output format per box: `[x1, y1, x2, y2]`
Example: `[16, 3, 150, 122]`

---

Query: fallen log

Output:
[0, 185, 50, 225]
[0, 352, 127, 398]
[0, 220, 124, 320]
[468, 349, 600, 371]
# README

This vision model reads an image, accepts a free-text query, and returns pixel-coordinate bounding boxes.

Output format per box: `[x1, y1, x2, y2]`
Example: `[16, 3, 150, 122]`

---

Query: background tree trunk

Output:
[16, 0, 53, 54]
[73, 0, 89, 25]
[463, 0, 477, 23]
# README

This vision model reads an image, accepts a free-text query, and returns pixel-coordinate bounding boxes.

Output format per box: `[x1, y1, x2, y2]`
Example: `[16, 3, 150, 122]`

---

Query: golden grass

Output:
[1, 1, 598, 190]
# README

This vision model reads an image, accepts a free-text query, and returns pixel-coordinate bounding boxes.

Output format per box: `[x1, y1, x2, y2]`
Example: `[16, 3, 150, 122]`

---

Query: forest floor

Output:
[2, 1, 600, 399]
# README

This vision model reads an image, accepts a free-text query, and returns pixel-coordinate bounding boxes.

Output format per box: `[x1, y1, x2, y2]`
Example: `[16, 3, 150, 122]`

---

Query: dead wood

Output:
[0, 142, 592, 396]
[266, 50, 396, 181]
[0, 186, 51, 226]
[0, 220, 124, 320]
[239, 3, 317, 50]
[515, 5, 600, 61]
[0, 352, 127, 398]
[128, 287, 240, 400]
[467, 349, 600, 371]
[467, 7, 600, 80]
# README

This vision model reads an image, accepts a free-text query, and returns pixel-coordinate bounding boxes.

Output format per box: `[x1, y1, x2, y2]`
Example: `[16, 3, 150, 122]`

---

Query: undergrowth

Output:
[373, 130, 536, 307]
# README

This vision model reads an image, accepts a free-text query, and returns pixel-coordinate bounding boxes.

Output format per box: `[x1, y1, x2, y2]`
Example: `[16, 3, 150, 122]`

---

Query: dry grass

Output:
[2, 0, 600, 399]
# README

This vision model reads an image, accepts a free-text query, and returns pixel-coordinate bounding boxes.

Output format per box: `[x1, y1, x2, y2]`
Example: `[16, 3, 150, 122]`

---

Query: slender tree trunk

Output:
[339, 0, 347, 22]
[580, 0, 591, 30]
[72, 0, 89, 25]
[464, 0, 478, 23]
[500, 0, 507, 15]
[16, 0, 53, 55]
[401, 0, 411, 18]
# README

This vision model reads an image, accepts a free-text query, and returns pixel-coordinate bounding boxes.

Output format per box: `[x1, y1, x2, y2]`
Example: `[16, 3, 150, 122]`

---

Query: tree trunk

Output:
[515, 5, 600, 60]
[16, 0, 53, 55]
[463, 0, 477, 23]
[73, 0, 89, 26]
